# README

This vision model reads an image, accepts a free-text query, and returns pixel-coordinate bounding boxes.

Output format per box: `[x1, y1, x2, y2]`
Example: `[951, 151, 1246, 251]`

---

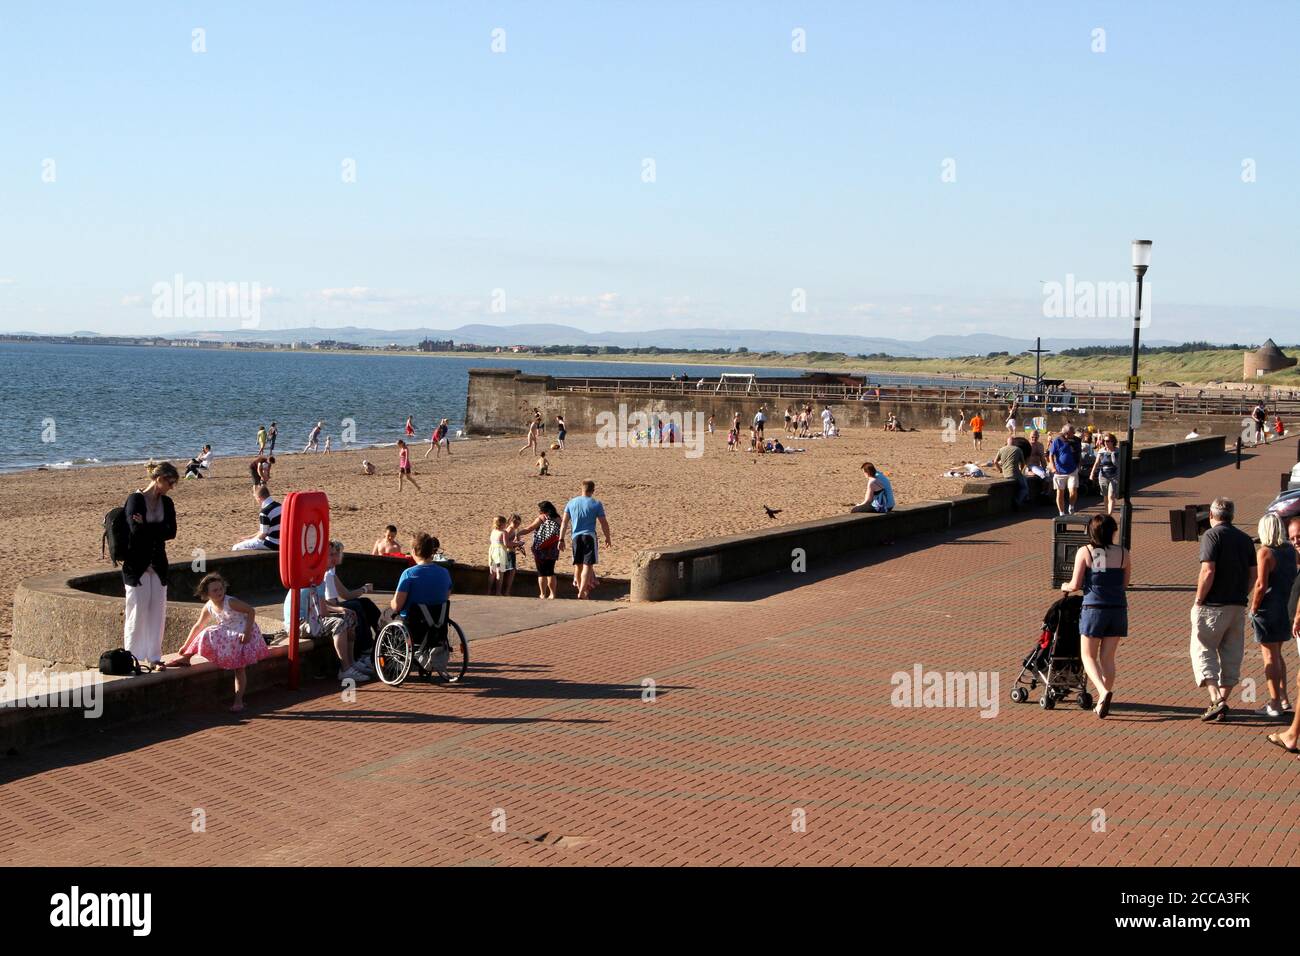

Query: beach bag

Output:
[99, 648, 141, 676]
[102, 505, 131, 566]
[532, 522, 561, 562]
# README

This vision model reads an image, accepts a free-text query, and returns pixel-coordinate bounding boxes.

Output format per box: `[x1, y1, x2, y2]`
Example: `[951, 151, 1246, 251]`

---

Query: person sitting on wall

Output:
[850, 462, 895, 513]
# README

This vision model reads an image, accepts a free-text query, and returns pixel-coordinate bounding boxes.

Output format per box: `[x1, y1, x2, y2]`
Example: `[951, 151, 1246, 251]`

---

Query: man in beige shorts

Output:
[1190, 497, 1257, 721]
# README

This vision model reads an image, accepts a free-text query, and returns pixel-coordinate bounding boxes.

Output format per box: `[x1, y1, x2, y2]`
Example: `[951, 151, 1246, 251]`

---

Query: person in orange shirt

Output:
[969, 412, 985, 450]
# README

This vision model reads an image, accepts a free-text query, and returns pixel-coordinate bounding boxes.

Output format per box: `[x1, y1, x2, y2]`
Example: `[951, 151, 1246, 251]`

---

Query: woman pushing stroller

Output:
[1060, 513, 1131, 719]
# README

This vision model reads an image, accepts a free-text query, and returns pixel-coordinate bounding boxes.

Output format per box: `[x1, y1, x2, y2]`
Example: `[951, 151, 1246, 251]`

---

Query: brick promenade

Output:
[2, 440, 1297, 866]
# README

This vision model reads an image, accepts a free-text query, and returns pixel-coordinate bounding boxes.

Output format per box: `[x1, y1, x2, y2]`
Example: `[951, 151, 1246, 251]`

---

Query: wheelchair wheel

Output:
[375, 622, 413, 686]
[432, 620, 469, 684]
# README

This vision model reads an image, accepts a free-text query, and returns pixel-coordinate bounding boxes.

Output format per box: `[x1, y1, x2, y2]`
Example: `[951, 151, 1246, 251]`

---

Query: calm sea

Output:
[0, 342, 812, 473]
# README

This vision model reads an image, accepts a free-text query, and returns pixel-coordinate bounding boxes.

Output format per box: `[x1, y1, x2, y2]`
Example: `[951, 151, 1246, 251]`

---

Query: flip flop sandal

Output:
[1267, 734, 1298, 754]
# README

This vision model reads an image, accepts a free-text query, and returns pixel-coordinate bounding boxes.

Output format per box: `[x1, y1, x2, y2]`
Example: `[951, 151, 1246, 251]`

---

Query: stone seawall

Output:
[465, 368, 1240, 439]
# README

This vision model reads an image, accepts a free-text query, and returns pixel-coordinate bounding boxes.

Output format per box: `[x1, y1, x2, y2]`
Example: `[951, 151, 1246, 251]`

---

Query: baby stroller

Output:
[1009, 593, 1092, 710]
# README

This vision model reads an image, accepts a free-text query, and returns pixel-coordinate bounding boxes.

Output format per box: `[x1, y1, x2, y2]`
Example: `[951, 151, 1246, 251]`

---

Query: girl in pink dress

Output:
[172, 573, 269, 712]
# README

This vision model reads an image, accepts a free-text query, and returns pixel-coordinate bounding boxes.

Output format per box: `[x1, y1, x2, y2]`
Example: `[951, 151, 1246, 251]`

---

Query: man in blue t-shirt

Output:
[560, 480, 612, 599]
[1048, 424, 1081, 516]
[390, 532, 453, 617]
[387, 531, 454, 676]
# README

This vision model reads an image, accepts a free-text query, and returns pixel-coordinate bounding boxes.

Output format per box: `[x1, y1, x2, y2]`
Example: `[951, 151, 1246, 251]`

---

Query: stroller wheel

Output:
[1079, 692, 1094, 710]
[1010, 687, 1028, 703]
[1039, 692, 1056, 710]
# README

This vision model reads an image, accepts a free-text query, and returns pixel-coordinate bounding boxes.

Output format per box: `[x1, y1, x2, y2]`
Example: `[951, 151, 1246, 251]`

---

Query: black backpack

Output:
[99, 648, 141, 676]
[102, 505, 130, 565]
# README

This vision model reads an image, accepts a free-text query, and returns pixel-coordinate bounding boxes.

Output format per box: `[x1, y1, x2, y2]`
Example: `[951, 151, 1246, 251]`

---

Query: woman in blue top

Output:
[1062, 513, 1130, 718]
[1250, 513, 1297, 719]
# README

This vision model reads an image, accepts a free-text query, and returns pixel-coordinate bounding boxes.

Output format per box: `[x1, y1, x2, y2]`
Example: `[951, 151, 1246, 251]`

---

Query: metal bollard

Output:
[1236, 437, 1242, 469]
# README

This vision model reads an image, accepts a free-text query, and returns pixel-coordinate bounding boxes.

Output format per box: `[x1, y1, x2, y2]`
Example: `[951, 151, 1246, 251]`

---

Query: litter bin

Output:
[1051, 514, 1091, 588]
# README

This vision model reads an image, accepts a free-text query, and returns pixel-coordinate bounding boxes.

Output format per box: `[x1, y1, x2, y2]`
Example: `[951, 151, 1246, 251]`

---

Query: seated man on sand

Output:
[185, 444, 213, 479]
[231, 485, 281, 551]
[372, 525, 404, 556]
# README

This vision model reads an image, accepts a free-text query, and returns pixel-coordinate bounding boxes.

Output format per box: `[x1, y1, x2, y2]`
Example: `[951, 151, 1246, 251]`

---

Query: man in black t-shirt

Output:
[1190, 497, 1257, 721]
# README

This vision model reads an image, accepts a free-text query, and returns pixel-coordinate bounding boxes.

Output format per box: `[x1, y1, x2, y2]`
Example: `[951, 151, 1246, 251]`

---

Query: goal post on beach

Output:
[714, 373, 757, 395]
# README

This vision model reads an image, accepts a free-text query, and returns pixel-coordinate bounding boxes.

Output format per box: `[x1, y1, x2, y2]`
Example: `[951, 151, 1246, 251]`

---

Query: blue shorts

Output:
[1250, 611, 1289, 644]
[1080, 606, 1127, 639]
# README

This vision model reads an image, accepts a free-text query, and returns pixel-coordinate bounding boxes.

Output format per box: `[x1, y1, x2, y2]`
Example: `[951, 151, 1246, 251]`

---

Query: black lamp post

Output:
[1120, 239, 1152, 551]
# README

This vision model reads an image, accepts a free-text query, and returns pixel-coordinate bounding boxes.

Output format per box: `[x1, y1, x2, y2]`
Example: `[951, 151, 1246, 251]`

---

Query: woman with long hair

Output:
[122, 461, 180, 671]
[1062, 513, 1130, 718]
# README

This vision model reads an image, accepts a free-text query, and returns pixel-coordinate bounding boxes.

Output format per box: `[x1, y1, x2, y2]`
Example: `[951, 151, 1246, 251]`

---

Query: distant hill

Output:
[176, 323, 1180, 358]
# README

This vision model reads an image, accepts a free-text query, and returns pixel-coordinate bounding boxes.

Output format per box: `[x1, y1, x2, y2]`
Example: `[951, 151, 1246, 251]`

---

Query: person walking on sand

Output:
[168, 573, 269, 712]
[1191, 497, 1257, 722]
[267, 421, 278, 454]
[1249, 513, 1297, 718]
[396, 439, 420, 492]
[518, 415, 541, 456]
[560, 479, 611, 600]
[969, 411, 984, 451]
[305, 421, 322, 452]
[323, 435, 331, 454]
[555, 414, 567, 450]
[957, 409, 967, 434]
[1061, 513, 1130, 718]
[424, 418, 451, 459]
[256, 424, 267, 455]
[121, 462, 179, 672]
[405, 415, 416, 439]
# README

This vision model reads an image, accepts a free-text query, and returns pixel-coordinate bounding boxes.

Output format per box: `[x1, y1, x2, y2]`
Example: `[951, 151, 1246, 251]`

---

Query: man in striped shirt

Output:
[231, 484, 281, 551]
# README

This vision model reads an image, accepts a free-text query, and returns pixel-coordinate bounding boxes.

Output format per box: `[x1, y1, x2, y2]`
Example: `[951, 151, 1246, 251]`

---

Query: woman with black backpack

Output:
[517, 501, 562, 599]
[123, 462, 179, 671]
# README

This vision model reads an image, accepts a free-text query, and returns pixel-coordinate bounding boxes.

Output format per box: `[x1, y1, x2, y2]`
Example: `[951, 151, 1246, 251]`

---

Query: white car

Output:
[1289, 463, 1300, 493]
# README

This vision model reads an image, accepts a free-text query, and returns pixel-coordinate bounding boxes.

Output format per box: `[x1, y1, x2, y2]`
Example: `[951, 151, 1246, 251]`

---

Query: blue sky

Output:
[0, 1, 1296, 342]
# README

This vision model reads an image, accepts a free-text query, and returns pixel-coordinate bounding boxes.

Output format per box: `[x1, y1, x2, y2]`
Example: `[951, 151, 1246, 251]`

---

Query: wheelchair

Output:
[373, 601, 468, 686]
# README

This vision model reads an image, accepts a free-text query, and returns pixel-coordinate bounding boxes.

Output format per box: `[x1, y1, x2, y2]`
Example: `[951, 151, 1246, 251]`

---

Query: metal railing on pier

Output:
[548, 376, 1300, 417]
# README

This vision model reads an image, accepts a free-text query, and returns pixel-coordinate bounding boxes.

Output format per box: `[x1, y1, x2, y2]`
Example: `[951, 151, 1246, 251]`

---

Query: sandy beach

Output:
[0, 420, 1213, 670]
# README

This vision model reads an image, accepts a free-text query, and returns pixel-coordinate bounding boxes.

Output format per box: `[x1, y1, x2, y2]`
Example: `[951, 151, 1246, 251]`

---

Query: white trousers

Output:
[231, 537, 271, 551]
[124, 568, 167, 663]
